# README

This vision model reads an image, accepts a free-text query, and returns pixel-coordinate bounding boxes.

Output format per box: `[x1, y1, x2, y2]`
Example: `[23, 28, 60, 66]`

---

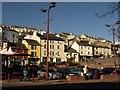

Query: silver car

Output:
[37, 68, 62, 80]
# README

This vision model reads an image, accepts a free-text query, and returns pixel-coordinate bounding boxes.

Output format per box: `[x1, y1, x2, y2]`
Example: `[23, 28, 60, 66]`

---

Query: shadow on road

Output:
[2, 81, 120, 90]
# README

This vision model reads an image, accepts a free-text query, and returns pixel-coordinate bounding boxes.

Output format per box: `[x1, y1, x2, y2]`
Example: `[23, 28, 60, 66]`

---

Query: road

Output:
[2, 82, 120, 90]
[1, 79, 120, 90]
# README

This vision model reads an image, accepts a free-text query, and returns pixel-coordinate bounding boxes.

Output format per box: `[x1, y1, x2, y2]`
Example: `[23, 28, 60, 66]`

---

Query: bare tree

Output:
[95, 2, 120, 41]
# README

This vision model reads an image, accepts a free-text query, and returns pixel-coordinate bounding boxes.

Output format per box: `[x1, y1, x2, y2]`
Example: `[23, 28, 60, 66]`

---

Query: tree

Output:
[96, 2, 120, 41]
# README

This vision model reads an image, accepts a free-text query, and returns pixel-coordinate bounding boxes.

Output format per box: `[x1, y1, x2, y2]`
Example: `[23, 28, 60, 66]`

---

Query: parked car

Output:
[70, 68, 83, 76]
[37, 68, 62, 80]
[113, 64, 120, 74]
[77, 67, 95, 79]
[28, 65, 42, 77]
[57, 67, 76, 79]
[100, 67, 114, 75]
[87, 68, 100, 79]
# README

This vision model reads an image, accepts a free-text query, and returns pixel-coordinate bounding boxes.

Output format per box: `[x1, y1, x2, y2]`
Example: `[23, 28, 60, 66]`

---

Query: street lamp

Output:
[41, 2, 56, 80]
[105, 21, 120, 74]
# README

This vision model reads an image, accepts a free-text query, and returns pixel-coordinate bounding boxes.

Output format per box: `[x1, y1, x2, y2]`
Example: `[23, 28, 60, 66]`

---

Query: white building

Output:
[71, 40, 93, 61]
[64, 46, 79, 63]
[0, 26, 19, 43]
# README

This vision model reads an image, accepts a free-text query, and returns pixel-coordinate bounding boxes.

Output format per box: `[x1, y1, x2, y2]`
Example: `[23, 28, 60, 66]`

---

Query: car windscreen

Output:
[48, 68, 57, 72]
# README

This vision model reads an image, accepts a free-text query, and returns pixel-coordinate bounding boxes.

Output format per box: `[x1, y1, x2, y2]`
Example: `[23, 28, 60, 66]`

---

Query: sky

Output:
[2, 2, 119, 41]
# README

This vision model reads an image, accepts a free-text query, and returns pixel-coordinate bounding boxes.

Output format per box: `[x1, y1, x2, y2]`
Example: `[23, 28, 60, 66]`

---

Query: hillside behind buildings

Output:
[0, 25, 120, 67]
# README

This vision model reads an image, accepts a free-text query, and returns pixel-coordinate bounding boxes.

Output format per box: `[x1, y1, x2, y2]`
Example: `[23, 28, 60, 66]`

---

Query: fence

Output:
[0, 72, 7, 80]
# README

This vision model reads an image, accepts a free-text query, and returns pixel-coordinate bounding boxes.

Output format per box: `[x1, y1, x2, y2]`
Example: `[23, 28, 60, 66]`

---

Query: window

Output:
[88, 47, 90, 50]
[31, 52, 36, 57]
[96, 51, 98, 54]
[81, 46, 83, 49]
[50, 51, 54, 56]
[44, 44, 46, 49]
[58, 51, 60, 56]
[13, 34, 15, 38]
[81, 51, 83, 54]
[57, 45, 60, 49]
[44, 40, 46, 43]
[88, 52, 90, 54]
[58, 41, 60, 43]
[50, 45, 54, 49]
[74, 54, 77, 58]
[58, 41, 61, 44]
[56, 58, 61, 63]
[50, 40, 54, 43]
[44, 51, 46, 56]
[31, 45, 36, 50]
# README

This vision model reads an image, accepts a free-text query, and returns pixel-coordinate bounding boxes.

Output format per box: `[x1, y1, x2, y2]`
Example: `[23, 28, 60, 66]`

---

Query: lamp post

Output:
[105, 21, 120, 74]
[112, 25, 117, 74]
[41, 2, 56, 80]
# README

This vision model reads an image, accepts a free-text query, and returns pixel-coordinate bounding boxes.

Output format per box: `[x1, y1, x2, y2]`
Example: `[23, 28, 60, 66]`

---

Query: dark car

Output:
[77, 67, 98, 79]
[88, 68, 100, 79]
[28, 65, 42, 77]
[70, 68, 83, 76]
[100, 67, 114, 75]
[57, 67, 76, 79]
[37, 68, 62, 80]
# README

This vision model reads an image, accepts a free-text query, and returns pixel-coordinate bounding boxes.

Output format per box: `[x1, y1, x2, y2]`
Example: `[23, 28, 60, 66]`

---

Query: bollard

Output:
[32, 73, 34, 82]
[58, 73, 60, 81]
[8, 73, 10, 82]
[28, 73, 30, 81]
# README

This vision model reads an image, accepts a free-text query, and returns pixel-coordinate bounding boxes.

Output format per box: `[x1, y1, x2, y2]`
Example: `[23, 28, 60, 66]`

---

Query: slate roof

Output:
[76, 40, 92, 46]
[37, 33, 64, 41]
[64, 45, 78, 53]
[8, 42, 28, 50]
[93, 42, 110, 48]
[65, 47, 78, 53]
[24, 39, 41, 46]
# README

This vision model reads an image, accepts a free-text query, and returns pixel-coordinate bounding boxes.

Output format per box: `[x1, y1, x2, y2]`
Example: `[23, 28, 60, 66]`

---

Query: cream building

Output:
[56, 32, 76, 46]
[93, 42, 112, 58]
[37, 33, 65, 63]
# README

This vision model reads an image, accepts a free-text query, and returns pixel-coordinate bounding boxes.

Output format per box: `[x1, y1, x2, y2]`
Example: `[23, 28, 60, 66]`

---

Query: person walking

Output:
[83, 65, 88, 80]
[23, 66, 28, 81]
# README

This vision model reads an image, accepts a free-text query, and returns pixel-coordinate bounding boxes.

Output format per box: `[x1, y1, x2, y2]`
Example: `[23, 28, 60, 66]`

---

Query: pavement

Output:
[1, 78, 120, 88]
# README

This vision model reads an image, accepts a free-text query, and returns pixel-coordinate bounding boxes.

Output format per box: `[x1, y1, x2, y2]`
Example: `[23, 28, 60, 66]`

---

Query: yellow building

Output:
[22, 39, 41, 65]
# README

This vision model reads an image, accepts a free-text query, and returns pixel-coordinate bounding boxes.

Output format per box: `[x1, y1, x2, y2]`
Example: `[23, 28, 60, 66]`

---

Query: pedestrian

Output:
[83, 65, 88, 80]
[23, 66, 28, 81]
[27, 66, 31, 81]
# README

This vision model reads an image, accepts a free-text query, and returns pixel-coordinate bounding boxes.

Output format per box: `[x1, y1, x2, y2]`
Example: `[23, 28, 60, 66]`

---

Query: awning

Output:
[0, 47, 31, 56]
[0, 47, 19, 56]
[0, 48, 8, 54]
[5, 47, 18, 55]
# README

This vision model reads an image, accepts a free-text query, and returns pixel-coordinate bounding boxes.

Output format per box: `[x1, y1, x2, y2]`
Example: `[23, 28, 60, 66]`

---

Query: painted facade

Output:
[22, 39, 41, 65]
